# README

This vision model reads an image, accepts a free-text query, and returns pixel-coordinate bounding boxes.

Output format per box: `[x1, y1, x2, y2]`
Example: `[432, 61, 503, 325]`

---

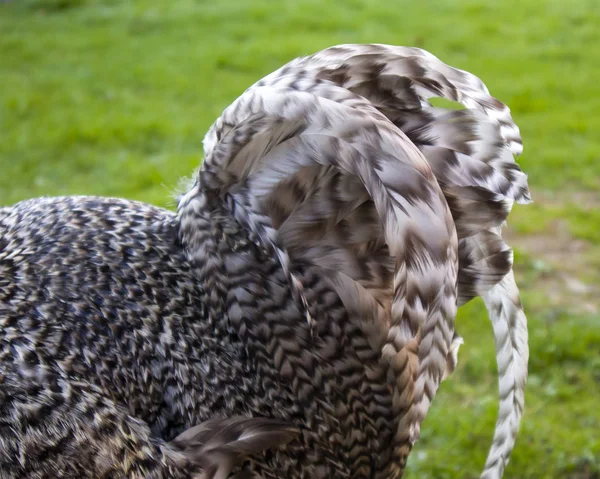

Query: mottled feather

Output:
[166, 416, 299, 479]
[0, 43, 530, 479]
[194, 84, 459, 476]
[207, 43, 530, 478]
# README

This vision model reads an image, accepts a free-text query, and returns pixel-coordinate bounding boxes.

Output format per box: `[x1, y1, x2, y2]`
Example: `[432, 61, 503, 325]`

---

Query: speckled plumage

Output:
[0, 44, 530, 478]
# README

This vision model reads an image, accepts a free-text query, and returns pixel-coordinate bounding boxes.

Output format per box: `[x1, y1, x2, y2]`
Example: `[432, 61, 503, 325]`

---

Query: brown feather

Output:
[166, 417, 299, 479]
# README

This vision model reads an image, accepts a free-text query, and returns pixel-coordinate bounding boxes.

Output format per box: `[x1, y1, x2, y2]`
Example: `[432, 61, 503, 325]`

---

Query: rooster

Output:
[0, 44, 529, 479]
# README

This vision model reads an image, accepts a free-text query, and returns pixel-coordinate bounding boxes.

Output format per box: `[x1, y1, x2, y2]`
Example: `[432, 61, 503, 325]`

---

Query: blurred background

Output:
[1, 0, 599, 477]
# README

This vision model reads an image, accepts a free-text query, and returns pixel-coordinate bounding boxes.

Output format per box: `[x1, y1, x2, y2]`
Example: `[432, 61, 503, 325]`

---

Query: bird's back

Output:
[0, 195, 398, 478]
[0, 196, 298, 476]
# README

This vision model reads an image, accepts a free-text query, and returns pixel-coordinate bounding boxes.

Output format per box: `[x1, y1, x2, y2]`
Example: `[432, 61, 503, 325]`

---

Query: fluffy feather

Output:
[166, 416, 299, 479]
[0, 43, 530, 479]
[199, 43, 530, 477]
[190, 82, 459, 476]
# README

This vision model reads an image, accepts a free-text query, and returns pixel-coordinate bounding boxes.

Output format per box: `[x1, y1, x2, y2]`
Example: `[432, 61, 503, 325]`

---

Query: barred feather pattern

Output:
[0, 43, 531, 479]
[196, 73, 461, 476]
[202, 43, 530, 477]
[0, 197, 302, 478]
[481, 268, 529, 479]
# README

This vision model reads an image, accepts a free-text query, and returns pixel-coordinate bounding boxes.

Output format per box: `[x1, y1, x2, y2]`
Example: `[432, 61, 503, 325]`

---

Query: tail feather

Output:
[236, 43, 528, 303]
[191, 43, 531, 478]
[401, 109, 529, 203]
[458, 230, 513, 306]
[197, 83, 458, 476]
[481, 269, 529, 479]
[245, 44, 530, 478]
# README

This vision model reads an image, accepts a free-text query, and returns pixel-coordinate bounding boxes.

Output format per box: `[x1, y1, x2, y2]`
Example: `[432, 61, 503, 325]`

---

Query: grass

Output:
[1, 0, 599, 477]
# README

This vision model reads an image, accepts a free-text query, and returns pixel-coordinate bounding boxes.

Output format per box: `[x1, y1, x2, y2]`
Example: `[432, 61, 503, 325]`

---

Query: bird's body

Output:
[0, 196, 379, 477]
[0, 44, 530, 478]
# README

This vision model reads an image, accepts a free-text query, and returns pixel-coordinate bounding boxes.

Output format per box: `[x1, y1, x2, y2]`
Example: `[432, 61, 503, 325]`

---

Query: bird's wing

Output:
[222, 44, 530, 479]
[184, 62, 459, 476]
[166, 416, 299, 479]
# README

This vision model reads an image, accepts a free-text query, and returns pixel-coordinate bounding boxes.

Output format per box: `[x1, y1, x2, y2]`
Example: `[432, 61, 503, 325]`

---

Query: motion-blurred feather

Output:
[0, 43, 529, 479]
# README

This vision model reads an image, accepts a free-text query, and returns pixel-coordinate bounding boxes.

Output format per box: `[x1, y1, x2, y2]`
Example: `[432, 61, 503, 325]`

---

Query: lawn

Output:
[1, 0, 599, 477]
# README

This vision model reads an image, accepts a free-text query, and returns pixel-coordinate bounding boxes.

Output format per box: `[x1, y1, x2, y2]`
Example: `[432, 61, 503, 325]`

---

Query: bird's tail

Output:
[249, 44, 531, 478]
[188, 44, 530, 478]
[192, 54, 459, 477]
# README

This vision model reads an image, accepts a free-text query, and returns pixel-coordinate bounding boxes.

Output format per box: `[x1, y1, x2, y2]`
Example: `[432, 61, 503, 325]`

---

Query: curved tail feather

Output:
[242, 44, 530, 478]
[190, 43, 530, 477]
[481, 269, 529, 479]
[197, 82, 458, 476]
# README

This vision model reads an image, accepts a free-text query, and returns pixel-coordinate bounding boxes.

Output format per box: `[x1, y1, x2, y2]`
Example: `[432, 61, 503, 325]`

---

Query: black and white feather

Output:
[0, 43, 529, 479]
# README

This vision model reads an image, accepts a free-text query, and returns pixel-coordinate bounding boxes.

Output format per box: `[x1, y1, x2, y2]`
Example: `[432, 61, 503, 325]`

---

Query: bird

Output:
[0, 44, 530, 479]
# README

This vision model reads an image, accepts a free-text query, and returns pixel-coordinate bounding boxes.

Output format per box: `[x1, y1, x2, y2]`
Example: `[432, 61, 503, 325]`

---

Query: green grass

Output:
[1, 0, 599, 477]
